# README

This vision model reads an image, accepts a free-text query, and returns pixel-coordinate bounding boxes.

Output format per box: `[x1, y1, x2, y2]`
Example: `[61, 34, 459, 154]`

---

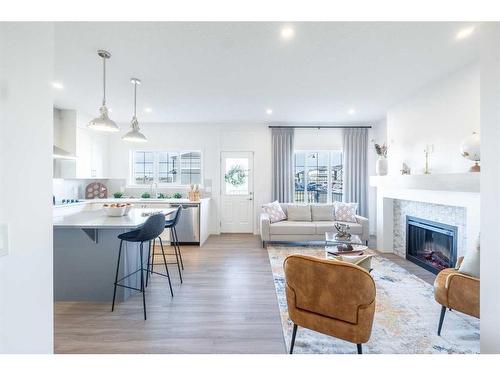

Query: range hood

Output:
[53, 145, 77, 160]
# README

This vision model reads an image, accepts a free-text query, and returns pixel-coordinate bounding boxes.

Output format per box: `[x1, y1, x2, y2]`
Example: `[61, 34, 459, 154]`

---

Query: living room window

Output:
[132, 150, 202, 186]
[294, 151, 343, 203]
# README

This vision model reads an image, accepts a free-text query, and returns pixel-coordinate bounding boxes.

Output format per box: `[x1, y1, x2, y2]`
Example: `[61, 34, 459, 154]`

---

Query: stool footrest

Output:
[116, 268, 144, 284]
[114, 283, 143, 293]
[147, 269, 170, 278]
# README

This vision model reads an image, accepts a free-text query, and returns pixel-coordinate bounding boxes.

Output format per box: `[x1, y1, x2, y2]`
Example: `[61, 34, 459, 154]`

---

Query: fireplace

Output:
[406, 216, 457, 274]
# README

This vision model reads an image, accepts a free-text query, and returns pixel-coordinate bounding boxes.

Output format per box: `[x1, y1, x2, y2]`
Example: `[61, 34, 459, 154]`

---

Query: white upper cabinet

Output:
[76, 127, 109, 178]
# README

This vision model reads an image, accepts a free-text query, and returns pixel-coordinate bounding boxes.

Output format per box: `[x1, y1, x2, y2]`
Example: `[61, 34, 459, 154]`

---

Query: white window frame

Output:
[129, 150, 203, 188]
[293, 149, 343, 204]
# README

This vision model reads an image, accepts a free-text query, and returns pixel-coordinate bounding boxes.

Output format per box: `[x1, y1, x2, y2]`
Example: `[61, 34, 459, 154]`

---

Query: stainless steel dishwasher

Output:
[168, 203, 200, 245]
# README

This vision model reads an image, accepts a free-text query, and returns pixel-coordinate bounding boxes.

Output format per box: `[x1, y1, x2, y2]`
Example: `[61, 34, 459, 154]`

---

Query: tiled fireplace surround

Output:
[371, 174, 480, 259]
[393, 200, 466, 258]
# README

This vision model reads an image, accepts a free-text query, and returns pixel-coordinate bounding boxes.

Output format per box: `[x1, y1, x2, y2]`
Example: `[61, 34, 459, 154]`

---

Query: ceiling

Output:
[54, 22, 479, 124]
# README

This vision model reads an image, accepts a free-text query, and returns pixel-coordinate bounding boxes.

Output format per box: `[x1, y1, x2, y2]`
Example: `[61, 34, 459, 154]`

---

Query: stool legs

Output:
[139, 241, 147, 320]
[150, 238, 156, 276]
[172, 227, 184, 270]
[111, 239, 124, 312]
[158, 237, 174, 297]
[145, 240, 152, 287]
[169, 229, 183, 283]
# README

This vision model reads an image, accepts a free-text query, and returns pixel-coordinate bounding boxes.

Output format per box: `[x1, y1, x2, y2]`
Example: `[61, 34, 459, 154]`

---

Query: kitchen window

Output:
[294, 151, 343, 203]
[132, 150, 202, 186]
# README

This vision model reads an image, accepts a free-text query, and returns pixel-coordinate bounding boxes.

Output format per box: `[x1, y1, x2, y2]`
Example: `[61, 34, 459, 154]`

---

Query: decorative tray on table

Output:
[326, 243, 368, 256]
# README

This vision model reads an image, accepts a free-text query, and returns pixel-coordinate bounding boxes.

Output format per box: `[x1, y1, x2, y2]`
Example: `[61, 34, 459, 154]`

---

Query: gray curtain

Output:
[272, 128, 294, 202]
[343, 128, 368, 217]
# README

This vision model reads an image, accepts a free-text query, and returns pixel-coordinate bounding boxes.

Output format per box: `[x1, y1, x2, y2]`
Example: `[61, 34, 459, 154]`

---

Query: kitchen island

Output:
[54, 198, 211, 246]
[53, 208, 175, 302]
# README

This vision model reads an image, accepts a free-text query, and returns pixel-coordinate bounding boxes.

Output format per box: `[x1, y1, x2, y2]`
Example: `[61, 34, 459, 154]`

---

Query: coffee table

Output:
[324, 232, 367, 256]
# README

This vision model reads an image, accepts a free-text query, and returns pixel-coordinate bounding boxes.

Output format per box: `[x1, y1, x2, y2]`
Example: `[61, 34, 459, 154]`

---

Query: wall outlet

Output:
[0, 223, 9, 257]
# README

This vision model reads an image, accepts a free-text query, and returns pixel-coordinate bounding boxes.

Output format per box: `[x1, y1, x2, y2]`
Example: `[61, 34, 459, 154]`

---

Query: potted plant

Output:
[113, 192, 124, 198]
[141, 192, 151, 199]
[173, 192, 182, 199]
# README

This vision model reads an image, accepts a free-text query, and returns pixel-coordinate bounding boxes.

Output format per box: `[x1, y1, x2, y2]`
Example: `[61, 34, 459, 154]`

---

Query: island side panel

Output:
[54, 227, 142, 302]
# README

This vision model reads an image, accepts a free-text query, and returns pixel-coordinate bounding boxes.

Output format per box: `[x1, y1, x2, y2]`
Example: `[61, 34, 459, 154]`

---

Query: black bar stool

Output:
[147, 206, 183, 286]
[111, 213, 173, 320]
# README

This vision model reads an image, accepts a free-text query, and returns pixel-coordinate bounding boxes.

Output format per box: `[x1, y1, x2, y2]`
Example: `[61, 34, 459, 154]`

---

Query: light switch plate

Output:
[0, 223, 9, 257]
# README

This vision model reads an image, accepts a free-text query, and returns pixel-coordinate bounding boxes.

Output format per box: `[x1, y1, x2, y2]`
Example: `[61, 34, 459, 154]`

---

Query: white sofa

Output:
[259, 203, 369, 247]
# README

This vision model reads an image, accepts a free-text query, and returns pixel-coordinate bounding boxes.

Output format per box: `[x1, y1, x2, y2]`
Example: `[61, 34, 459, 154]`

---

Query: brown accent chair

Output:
[284, 254, 376, 354]
[434, 256, 480, 335]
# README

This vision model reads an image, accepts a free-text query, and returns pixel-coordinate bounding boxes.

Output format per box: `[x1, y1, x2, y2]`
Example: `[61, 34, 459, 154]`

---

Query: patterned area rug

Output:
[267, 245, 480, 354]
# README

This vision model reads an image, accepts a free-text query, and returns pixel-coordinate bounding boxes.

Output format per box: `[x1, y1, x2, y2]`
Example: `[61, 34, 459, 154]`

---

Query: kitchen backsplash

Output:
[53, 178, 210, 201]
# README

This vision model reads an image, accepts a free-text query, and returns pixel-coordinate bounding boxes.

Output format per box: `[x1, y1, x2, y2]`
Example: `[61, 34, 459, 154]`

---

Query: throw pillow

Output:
[334, 202, 358, 223]
[286, 204, 312, 221]
[458, 238, 480, 278]
[262, 201, 287, 223]
[311, 205, 335, 221]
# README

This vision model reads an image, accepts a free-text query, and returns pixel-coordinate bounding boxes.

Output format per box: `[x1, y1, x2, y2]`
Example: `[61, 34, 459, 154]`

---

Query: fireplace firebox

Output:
[406, 216, 457, 275]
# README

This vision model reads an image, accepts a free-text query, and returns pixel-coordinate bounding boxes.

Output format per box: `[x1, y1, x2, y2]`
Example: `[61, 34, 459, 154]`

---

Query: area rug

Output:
[267, 245, 480, 354]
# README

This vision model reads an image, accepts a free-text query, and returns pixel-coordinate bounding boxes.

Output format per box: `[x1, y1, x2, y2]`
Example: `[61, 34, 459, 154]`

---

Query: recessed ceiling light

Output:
[456, 26, 475, 40]
[280, 26, 295, 40]
[348, 108, 356, 115]
[51, 81, 64, 90]
[266, 108, 273, 115]
[144, 107, 153, 113]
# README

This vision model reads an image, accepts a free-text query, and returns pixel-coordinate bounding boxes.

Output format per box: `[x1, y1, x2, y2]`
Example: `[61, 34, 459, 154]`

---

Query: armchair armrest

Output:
[445, 272, 480, 318]
[355, 215, 369, 242]
[260, 213, 271, 241]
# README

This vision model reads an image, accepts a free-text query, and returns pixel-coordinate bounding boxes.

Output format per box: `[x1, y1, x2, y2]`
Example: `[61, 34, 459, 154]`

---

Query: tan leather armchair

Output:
[434, 256, 480, 336]
[284, 254, 376, 354]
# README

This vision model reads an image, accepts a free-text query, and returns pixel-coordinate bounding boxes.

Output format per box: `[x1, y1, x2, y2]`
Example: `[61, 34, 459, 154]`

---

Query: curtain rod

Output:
[268, 125, 372, 129]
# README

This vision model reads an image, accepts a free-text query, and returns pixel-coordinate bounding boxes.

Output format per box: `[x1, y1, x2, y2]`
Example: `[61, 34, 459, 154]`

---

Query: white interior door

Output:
[220, 151, 254, 233]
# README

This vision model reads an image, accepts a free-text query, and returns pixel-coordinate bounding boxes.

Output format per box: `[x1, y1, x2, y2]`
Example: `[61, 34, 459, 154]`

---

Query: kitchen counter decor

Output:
[85, 182, 108, 199]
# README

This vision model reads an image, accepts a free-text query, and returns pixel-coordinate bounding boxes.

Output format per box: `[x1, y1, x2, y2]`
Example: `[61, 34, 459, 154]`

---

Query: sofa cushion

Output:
[311, 205, 335, 221]
[270, 221, 316, 235]
[315, 221, 363, 235]
[262, 201, 287, 223]
[334, 202, 358, 223]
[287, 205, 312, 221]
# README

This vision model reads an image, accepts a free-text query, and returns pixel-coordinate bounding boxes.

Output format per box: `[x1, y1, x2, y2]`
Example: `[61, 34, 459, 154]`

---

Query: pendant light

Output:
[87, 50, 119, 132]
[122, 78, 147, 142]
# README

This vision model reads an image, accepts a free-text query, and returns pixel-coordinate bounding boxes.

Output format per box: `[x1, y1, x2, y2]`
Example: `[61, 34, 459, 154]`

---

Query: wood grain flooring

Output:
[54, 234, 436, 353]
[54, 234, 286, 354]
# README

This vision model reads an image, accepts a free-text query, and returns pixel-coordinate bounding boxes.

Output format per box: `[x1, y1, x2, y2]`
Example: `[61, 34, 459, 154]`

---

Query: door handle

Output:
[247, 198, 253, 201]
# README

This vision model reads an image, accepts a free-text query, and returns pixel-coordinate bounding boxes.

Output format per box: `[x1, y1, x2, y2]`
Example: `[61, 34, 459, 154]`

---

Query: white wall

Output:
[386, 63, 480, 175]
[368, 118, 387, 235]
[107, 123, 272, 234]
[480, 23, 500, 354]
[0, 23, 54, 353]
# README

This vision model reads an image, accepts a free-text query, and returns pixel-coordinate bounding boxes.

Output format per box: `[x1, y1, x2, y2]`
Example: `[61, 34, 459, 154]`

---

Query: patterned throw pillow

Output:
[262, 201, 287, 223]
[334, 202, 358, 223]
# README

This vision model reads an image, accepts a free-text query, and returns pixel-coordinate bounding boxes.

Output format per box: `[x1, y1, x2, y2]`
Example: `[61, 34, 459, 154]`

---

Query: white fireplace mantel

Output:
[370, 173, 480, 255]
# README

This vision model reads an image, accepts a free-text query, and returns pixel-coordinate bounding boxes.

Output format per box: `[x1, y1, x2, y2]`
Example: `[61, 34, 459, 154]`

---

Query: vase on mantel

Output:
[376, 156, 388, 176]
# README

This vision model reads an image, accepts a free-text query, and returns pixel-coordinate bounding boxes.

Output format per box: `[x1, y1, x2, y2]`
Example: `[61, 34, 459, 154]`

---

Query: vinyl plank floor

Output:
[54, 234, 286, 354]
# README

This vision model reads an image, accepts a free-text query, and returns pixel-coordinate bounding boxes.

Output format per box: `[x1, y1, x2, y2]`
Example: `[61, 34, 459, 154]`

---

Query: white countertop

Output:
[53, 208, 176, 229]
[89, 198, 195, 203]
[53, 198, 210, 208]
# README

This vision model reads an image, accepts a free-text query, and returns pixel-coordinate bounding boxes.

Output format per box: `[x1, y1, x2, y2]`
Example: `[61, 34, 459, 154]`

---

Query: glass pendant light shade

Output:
[87, 50, 119, 132]
[122, 78, 147, 142]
